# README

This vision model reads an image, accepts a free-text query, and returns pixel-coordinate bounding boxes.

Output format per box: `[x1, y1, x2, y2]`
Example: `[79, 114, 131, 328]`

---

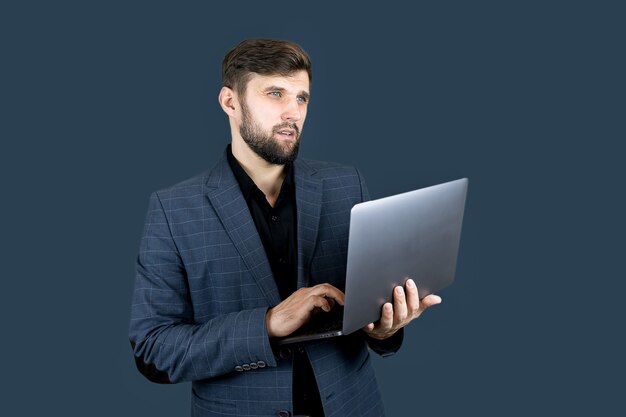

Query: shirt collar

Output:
[226, 144, 294, 202]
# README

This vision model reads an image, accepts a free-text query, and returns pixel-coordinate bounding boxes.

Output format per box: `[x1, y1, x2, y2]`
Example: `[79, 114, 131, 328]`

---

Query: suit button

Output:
[249, 362, 258, 369]
[279, 347, 292, 359]
[242, 364, 251, 371]
[235, 366, 243, 372]
[276, 410, 290, 417]
[257, 360, 266, 368]
[297, 346, 305, 354]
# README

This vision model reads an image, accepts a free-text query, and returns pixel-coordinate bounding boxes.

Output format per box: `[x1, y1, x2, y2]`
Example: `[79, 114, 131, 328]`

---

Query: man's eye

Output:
[297, 96, 308, 104]
[269, 91, 281, 97]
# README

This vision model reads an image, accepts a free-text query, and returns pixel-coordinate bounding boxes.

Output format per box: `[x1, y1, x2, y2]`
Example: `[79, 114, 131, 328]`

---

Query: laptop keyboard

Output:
[292, 306, 344, 336]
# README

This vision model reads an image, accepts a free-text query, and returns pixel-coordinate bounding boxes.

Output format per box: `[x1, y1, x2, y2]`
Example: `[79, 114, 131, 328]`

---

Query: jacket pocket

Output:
[192, 394, 237, 415]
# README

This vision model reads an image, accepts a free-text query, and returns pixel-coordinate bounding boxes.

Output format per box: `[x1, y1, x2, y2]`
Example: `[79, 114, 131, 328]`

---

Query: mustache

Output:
[272, 123, 300, 136]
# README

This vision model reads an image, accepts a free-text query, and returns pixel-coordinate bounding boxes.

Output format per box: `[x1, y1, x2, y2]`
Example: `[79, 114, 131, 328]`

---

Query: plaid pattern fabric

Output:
[129, 151, 387, 416]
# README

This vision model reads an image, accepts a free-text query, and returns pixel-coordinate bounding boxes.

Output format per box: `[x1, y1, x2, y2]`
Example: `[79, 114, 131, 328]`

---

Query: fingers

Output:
[379, 302, 394, 329]
[359, 280, 442, 340]
[421, 294, 442, 309]
[310, 283, 345, 305]
[365, 303, 393, 339]
[308, 284, 346, 312]
[267, 284, 345, 338]
[404, 278, 421, 317]
[311, 295, 332, 312]
[404, 279, 442, 316]
[393, 285, 407, 323]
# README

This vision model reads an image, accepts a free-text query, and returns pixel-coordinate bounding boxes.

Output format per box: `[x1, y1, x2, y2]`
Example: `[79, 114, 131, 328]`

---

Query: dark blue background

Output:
[2, 1, 624, 416]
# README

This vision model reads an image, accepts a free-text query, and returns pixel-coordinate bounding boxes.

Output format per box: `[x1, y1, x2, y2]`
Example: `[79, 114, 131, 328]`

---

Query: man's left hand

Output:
[362, 278, 442, 340]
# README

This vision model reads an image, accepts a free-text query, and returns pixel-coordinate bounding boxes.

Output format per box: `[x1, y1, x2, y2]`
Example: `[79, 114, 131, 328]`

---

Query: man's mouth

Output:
[275, 128, 296, 137]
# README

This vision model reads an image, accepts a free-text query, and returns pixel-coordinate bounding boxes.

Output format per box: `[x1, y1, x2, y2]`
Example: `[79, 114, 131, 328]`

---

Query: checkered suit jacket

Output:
[129, 150, 401, 416]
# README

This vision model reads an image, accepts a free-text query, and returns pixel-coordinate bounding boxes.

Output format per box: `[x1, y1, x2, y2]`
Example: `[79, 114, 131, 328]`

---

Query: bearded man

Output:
[129, 39, 441, 417]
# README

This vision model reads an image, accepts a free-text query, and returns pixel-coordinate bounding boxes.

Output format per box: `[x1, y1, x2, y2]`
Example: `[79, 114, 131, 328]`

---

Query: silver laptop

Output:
[276, 178, 468, 345]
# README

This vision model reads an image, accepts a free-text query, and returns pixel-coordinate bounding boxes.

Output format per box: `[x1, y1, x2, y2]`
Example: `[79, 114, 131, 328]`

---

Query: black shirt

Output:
[227, 145, 325, 416]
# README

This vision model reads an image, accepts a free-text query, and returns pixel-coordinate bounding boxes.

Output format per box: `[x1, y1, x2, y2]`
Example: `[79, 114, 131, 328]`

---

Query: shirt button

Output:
[249, 362, 258, 369]
[297, 346, 305, 354]
[279, 347, 292, 359]
[278, 257, 286, 265]
[277, 410, 291, 417]
[235, 366, 243, 372]
[257, 361, 266, 368]
[242, 364, 251, 371]
[271, 215, 279, 222]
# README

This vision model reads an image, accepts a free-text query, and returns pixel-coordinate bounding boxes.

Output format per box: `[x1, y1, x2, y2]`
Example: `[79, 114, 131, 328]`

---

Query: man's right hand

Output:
[265, 283, 345, 338]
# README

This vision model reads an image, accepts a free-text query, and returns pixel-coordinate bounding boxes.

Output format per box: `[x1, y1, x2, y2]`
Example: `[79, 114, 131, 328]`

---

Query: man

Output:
[129, 39, 441, 417]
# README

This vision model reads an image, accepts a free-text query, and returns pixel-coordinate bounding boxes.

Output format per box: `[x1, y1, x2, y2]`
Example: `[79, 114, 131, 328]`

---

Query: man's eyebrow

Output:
[263, 86, 286, 94]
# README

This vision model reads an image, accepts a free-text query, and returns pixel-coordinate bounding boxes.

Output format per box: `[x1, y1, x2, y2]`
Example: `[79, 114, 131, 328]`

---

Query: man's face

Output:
[238, 70, 310, 165]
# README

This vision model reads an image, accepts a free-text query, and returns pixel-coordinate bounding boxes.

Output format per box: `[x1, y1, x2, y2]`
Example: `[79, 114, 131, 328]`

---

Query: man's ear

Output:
[218, 86, 237, 117]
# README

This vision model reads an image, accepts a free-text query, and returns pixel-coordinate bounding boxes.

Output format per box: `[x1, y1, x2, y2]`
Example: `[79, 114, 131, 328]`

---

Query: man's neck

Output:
[231, 140, 286, 206]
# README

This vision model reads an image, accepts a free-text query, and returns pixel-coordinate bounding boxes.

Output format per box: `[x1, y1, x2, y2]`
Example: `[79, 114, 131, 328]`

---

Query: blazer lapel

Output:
[205, 154, 281, 307]
[293, 159, 323, 289]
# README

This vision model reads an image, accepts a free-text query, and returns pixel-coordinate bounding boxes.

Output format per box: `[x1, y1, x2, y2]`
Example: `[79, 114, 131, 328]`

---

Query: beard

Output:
[239, 100, 301, 165]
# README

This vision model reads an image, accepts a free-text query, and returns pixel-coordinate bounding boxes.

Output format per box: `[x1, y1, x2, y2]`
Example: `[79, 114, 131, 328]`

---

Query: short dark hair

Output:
[222, 39, 312, 97]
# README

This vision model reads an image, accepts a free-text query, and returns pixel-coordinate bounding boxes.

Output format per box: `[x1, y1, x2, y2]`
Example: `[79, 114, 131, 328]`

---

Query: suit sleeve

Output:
[355, 168, 405, 357]
[128, 192, 277, 384]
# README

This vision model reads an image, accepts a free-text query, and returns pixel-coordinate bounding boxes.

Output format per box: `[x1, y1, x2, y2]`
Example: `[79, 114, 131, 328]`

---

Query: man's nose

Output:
[281, 99, 302, 122]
